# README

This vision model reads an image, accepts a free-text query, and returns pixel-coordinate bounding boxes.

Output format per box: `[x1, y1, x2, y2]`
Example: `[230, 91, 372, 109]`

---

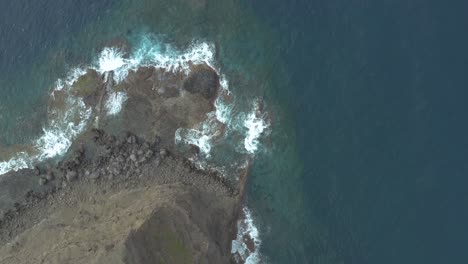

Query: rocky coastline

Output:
[0, 57, 253, 263]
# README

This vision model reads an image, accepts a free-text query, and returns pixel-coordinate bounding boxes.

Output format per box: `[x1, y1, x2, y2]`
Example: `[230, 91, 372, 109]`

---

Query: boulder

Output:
[38, 178, 47, 186]
[183, 64, 219, 100]
[71, 69, 103, 99]
[66, 170, 78, 182]
[45, 172, 54, 182]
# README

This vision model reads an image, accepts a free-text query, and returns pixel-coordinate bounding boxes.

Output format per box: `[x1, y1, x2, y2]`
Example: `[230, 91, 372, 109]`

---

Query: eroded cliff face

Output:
[0, 59, 244, 263]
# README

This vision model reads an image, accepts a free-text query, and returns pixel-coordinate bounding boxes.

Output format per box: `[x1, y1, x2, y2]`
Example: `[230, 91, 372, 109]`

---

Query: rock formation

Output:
[0, 57, 248, 263]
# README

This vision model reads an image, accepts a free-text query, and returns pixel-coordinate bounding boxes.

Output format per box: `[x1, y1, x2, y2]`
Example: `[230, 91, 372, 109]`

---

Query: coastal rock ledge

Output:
[0, 60, 252, 263]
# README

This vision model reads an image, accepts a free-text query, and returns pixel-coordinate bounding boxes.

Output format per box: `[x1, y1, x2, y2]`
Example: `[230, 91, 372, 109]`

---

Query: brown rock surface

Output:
[0, 62, 244, 263]
[0, 182, 235, 264]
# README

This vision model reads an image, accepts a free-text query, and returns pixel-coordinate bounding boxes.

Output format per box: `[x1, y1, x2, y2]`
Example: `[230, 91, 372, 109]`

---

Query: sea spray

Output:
[244, 101, 270, 154]
[232, 207, 263, 264]
[105, 92, 128, 116]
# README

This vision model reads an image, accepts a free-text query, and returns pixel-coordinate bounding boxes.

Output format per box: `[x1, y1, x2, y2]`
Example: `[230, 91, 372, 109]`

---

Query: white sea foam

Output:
[175, 112, 224, 157]
[54, 67, 87, 92]
[0, 152, 34, 176]
[244, 102, 269, 154]
[105, 92, 128, 116]
[232, 207, 263, 264]
[214, 75, 233, 124]
[98, 47, 127, 73]
[91, 36, 216, 85]
[0, 95, 92, 175]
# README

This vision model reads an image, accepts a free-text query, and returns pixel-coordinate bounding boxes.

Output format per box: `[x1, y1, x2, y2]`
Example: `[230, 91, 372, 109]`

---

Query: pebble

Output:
[46, 173, 54, 181]
[39, 178, 47, 186]
[145, 150, 154, 158]
[66, 170, 78, 182]
[127, 135, 137, 144]
[89, 171, 100, 179]
[142, 142, 150, 150]
[159, 149, 168, 158]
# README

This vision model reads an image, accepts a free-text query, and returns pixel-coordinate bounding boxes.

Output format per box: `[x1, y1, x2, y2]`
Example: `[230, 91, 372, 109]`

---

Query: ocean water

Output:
[1, 0, 468, 263]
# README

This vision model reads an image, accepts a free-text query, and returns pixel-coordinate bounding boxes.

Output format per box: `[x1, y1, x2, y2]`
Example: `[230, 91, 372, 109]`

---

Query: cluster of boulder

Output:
[33, 129, 169, 189]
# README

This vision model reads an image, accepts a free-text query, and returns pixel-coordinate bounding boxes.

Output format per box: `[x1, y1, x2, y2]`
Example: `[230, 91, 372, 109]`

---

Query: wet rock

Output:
[71, 69, 103, 101]
[189, 144, 201, 156]
[159, 149, 168, 158]
[33, 166, 40, 176]
[145, 150, 154, 159]
[142, 142, 150, 150]
[89, 171, 100, 180]
[106, 135, 116, 146]
[66, 170, 78, 182]
[127, 135, 137, 145]
[183, 64, 219, 100]
[152, 135, 161, 146]
[91, 128, 105, 142]
[38, 178, 47, 186]
[76, 144, 85, 156]
[45, 172, 54, 182]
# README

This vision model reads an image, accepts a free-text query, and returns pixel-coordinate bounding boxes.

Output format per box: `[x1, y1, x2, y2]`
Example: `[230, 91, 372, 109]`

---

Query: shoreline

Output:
[0, 57, 258, 263]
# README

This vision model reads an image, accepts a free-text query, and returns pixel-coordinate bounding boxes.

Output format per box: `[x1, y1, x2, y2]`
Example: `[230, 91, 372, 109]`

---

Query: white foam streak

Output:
[36, 106, 92, 159]
[0, 101, 91, 175]
[214, 75, 233, 124]
[244, 103, 268, 154]
[98, 47, 126, 72]
[0, 152, 33, 175]
[175, 113, 223, 157]
[105, 92, 128, 116]
[54, 67, 87, 92]
[92, 36, 215, 85]
[232, 207, 262, 264]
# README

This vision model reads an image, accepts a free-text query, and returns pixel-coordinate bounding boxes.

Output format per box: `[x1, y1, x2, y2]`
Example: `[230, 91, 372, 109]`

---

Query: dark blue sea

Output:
[1, 0, 468, 263]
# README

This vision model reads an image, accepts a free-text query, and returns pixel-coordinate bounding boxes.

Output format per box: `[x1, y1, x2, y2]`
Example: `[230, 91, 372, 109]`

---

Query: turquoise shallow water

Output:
[2, 0, 468, 263]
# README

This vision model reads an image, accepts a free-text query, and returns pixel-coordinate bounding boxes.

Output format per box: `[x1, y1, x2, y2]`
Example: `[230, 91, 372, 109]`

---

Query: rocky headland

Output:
[0, 58, 253, 263]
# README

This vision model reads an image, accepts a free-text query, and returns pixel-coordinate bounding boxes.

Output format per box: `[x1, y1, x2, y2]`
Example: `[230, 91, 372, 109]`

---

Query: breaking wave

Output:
[232, 207, 263, 264]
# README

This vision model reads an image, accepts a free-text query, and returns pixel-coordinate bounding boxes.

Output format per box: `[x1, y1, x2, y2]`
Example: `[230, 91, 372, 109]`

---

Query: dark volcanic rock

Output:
[183, 64, 219, 100]
[71, 69, 103, 106]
